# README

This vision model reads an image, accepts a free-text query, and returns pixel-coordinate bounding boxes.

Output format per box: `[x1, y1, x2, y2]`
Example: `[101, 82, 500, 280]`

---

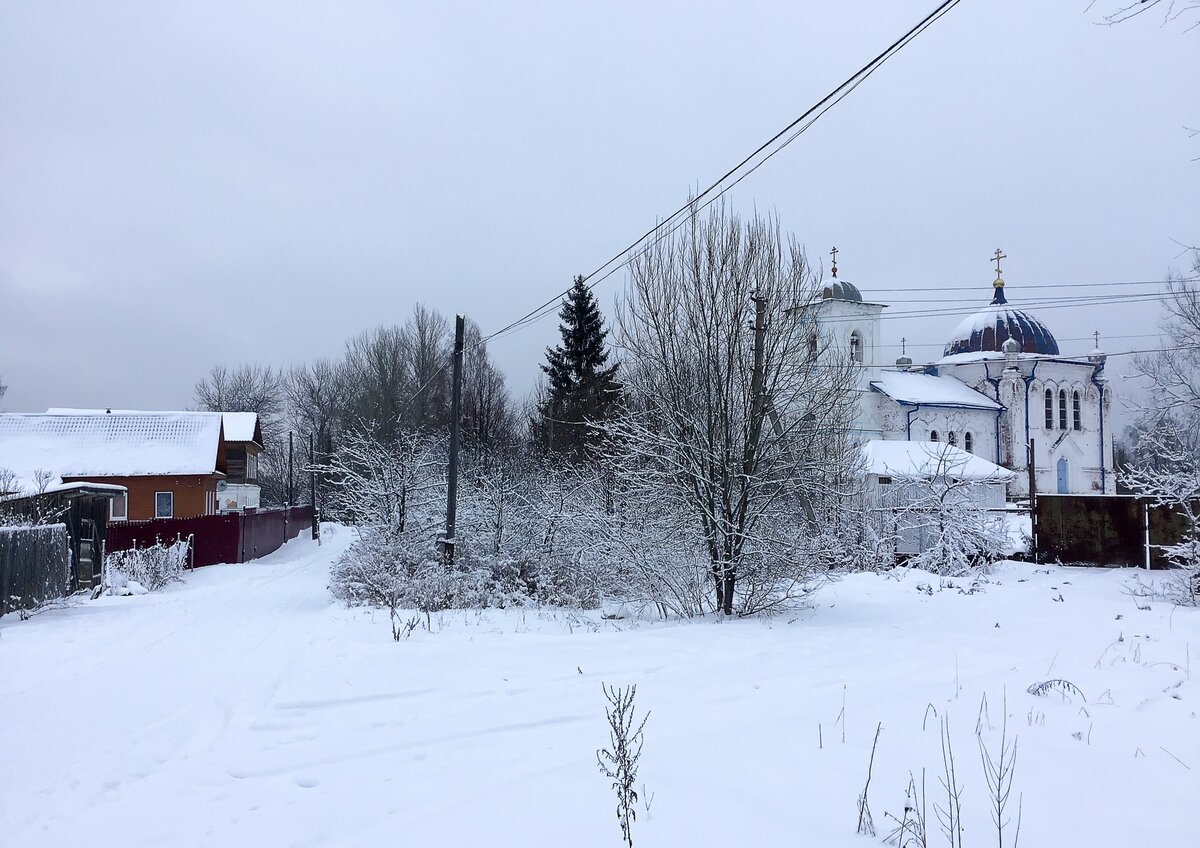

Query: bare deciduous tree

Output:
[609, 203, 858, 615]
[1126, 252, 1200, 602]
[287, 358, 348, 451]
[1089, 0, 1200, 30]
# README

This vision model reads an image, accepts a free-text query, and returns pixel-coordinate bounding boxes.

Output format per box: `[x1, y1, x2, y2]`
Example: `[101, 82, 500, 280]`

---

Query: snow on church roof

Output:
[0, 412, 223, 494]
[862, 440, 1015, 481]
[870, 371, 1001, 410]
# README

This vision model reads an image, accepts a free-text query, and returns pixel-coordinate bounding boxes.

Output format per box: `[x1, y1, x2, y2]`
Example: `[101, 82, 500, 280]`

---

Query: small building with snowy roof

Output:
[811, 249, 1114, 498]
[0, 410, 229, 521]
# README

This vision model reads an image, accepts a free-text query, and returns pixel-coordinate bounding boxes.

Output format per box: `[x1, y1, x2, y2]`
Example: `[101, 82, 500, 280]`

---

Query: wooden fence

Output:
[0, 524, 70, 616]
[107, 506, 313, 568]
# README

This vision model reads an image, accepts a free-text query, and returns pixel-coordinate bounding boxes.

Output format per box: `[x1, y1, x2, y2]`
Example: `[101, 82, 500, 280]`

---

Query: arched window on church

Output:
[1044, 389, 1053, 429]
[948, 432, 957, 446]
[849, 330, 863, 363]
[807, 332, 818, 360]
[1072, 391, 1081, 431]
[1058, 389, 1068, 431]
[964, 432, 973, 453]
[930, 430, 939, 443]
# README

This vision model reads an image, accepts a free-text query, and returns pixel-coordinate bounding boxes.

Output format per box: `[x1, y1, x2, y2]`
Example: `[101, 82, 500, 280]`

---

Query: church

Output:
[811, 249, 1115, 498]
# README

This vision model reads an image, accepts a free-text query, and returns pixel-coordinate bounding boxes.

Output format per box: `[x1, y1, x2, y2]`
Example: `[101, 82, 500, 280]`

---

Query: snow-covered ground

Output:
[2, 527, 1196, 847]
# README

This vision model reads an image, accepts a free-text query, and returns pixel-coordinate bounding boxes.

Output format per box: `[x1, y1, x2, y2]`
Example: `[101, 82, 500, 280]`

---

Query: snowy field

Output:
[2, 527, 1196, 847]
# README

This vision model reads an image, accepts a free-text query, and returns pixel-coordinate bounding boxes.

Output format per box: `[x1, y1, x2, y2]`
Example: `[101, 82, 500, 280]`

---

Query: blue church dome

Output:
[943, 277, 1059, 357]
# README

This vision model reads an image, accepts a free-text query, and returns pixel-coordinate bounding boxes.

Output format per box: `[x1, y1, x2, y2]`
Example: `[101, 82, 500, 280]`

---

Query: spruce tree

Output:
[538, 275, 620, 460]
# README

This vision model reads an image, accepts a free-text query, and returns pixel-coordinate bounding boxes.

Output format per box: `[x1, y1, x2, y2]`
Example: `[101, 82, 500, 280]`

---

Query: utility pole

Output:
[288, 431, 294, 505]
[441, 314, 466, 564]
[1027, 438, 1037, 563]
[309, 432, 319, 542]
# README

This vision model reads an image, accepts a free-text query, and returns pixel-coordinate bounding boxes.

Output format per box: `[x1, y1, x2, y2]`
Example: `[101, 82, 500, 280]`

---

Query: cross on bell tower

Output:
[830, 246, 838, 278]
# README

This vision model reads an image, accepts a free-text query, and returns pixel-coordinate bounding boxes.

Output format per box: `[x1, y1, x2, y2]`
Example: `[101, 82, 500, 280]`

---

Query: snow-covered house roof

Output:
[47, 408, 261, 445]
[219, 412, 260, 444]
[862, 440, 1015, 481]
[870, 371, 1001, 411]
[0, 412, 224, 494]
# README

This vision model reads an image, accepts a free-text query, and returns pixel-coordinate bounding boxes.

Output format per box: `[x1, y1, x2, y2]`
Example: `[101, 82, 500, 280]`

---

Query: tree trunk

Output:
[721, 572, 736, 616]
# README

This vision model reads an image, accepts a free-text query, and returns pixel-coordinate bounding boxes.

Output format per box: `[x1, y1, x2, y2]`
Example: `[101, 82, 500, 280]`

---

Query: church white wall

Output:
[943, 356, 1115, 497]
[890, 405, 1000, 463]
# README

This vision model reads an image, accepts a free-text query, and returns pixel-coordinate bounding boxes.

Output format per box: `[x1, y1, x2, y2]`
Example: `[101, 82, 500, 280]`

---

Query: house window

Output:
[1058, 389, 1068, 431]
[1044, 389, 1053, 429]
[948, 432, 957, 447]
[877, 476, 893, 485]
[155, 491, 174, 519]
[964, 432, 973, 453]
[110, 493, 127, 521]
[850, 330, 863, 363]
[246, 452, 258, 481]
[930, 430, 939, 442]
[1073, 391, 1081, 431]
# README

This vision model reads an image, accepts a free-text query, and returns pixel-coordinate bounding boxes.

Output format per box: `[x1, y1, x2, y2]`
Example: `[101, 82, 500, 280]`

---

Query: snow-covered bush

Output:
[105, 539, 189, 593]
[1123, 421, 1200, 605]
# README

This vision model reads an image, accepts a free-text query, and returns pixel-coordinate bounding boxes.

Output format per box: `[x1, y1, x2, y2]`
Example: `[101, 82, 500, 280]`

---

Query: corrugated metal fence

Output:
[107, 506, 313, 568]
[1034, 494, 1189, 567]
[0, 524, 70, 616]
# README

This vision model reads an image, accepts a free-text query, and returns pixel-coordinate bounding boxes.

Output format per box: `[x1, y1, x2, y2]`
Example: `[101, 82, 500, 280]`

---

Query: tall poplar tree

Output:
[538, 276, 620, 460]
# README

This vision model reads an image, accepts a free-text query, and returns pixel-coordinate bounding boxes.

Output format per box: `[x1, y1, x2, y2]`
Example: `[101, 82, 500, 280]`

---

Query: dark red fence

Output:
[107, 506, 313, 568]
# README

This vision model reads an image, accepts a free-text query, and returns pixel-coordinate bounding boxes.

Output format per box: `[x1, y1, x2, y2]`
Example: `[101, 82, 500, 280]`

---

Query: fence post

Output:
[1143, 501, 1151, 571]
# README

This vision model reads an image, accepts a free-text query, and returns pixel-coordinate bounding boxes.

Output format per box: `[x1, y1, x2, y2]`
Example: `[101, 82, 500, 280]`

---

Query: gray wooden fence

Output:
[0, 524, 70, 617]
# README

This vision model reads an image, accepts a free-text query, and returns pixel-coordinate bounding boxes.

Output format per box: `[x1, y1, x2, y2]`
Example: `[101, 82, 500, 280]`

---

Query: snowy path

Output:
[2, 528, 1197, 846]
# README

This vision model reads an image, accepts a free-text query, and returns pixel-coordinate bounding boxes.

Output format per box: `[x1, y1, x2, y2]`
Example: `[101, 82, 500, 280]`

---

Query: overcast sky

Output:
[1, 1, 1196, 415]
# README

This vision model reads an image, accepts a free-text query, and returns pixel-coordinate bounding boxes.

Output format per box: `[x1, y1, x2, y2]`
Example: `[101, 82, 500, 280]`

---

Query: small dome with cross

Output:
[821, 245, 864, 302]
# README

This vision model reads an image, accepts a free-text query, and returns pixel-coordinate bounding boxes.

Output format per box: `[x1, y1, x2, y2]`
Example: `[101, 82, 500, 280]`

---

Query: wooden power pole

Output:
[310, 431, 319, 542]
[1027, 437, 1037, 563]
[441, 314, 466, 563]
[287, 431, 294, 505]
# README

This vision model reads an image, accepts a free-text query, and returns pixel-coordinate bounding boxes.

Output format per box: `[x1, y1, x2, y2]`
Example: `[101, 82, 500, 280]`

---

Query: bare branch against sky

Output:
[1, 1, 1196, 413]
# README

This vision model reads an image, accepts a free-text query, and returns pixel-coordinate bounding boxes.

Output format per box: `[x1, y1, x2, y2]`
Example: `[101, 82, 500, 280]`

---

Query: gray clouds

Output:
[1, 1, 1196, 412]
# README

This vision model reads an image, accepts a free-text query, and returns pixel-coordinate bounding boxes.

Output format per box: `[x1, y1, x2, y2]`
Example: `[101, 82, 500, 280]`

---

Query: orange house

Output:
[0, 411, 229, 521]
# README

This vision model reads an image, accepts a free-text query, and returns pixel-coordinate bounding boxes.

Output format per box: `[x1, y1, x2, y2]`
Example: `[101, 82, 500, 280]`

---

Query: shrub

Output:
[105, 539, 190, 593]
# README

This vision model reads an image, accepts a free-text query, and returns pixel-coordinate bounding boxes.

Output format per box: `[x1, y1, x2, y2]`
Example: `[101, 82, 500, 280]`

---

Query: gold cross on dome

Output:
[992, 247, 1007, 280]
[901, 337, 907, 356]
[830, 246, 839, 278]
[1094, 330, 1101, 348]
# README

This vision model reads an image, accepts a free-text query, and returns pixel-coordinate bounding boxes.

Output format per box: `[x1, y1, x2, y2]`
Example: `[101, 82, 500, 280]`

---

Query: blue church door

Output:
[1056, 457, 1069, 494]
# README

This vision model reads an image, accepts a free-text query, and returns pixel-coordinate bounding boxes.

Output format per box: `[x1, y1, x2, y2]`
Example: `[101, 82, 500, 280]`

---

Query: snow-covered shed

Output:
[861, 439, 1015, 510]
[862, 440, 1017, 558]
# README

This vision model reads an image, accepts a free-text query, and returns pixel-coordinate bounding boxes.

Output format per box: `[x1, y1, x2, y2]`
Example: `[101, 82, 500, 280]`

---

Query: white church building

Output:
[811, 250, 1115, 498]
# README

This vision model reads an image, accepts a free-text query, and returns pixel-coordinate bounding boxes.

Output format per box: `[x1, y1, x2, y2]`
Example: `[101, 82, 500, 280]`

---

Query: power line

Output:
[813, 289, 1177, 324]
[399, 0, 968, 408]
[477, 0, 967, 348]
[779, 342, 1200, 370]
[857, 277, 1198, 294]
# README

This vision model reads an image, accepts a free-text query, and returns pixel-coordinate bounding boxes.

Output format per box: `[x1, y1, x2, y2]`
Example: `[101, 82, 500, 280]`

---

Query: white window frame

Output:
[109, 492, 128, 522]
[154, 491, 174, 519]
